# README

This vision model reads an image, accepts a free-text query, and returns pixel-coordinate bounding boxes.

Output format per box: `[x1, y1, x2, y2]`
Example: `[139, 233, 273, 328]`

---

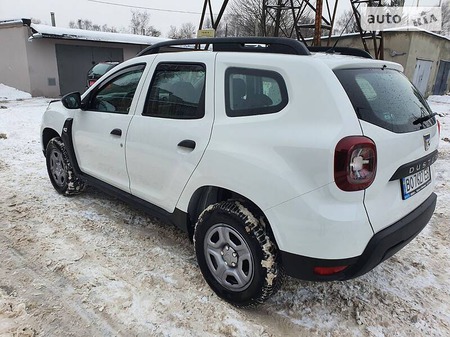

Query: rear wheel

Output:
[46, 138, 85, 195]
[194, 200, 283, 307]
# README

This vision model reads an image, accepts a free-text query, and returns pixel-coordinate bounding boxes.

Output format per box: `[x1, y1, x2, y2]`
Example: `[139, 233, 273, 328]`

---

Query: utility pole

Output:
[313, 0, 323, 46]
[274, 0, 283, 37]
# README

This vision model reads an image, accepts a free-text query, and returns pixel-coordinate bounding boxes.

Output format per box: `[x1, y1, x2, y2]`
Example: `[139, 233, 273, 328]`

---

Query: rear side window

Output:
[225, 67, 288, 117]
[335, 68, 435, 133]
[143, 63, 205, 119]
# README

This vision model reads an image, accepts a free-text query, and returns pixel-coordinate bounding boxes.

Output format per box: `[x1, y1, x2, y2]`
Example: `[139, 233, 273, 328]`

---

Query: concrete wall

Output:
[0, 25, 31, 94]
[405, 31, 450, 96]
[25, 36, 145, 97]
[381, 31, 412, 75]
[26, 37, 60, 97]
[124, 45, 143, 60]
[0, 22, 150, 97]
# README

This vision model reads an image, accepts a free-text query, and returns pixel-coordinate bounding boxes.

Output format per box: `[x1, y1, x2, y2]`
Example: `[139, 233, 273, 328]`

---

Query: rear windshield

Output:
[335, 68, 435, 133]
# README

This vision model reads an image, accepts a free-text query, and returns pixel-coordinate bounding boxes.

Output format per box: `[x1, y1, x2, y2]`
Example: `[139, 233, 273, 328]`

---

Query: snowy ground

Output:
[0, 85, 449, 337]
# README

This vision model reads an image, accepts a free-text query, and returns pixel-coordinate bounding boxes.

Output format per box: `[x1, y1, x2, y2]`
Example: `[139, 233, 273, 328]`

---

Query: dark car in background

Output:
[87, 61, 120, 87]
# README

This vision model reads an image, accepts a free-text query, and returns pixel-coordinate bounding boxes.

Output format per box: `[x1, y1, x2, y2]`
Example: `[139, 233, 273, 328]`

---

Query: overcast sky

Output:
[0, 0, 443, 37]
[0, 0, 228, 36]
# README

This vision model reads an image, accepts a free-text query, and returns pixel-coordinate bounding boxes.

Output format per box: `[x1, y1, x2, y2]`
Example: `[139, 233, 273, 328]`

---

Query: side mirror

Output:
[61, 92, 81, 109]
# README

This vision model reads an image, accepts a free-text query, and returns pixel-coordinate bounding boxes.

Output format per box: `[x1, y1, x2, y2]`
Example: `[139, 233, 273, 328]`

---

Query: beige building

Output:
[323, 28, 450, 97]
[0, 19, 166, 97]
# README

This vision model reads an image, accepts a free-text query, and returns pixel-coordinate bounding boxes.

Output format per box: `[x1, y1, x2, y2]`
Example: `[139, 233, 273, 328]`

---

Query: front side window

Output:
[225, 67, 288, 117]
[88, 63, 117, 78]
[335, 68, 436, 133]
[143, 63, 206, 119]
[88, 64, 145, 114]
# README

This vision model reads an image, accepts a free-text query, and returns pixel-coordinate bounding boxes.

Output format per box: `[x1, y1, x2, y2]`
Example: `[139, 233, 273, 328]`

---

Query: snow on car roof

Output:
[29, 23, 169, 46]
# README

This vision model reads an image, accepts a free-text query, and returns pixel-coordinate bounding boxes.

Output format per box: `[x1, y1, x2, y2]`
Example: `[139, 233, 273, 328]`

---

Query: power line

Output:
[87, 0, 202, 14]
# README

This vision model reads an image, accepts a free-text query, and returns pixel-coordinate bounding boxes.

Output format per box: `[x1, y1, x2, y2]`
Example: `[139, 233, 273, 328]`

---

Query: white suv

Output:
[41, 37, 439, 307]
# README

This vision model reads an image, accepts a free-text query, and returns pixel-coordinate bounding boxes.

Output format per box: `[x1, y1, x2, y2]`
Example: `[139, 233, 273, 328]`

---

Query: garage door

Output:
[412, 59, 433, 96]
[433, 60, 450, 95]
[55, 44, 123, 96]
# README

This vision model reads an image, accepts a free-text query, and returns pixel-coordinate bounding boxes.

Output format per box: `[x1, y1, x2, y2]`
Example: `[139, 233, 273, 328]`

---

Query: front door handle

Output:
[177, 139, 196, 150]
[110, 128, 122, 136]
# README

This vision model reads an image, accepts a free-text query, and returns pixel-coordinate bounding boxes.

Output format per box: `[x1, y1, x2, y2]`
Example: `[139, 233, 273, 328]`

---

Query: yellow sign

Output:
[197, 29, 215, 38]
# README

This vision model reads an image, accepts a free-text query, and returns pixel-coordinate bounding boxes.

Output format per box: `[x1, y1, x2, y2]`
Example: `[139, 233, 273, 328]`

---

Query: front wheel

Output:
[194, 200, 283, 307]
[45, 137, 85, 195]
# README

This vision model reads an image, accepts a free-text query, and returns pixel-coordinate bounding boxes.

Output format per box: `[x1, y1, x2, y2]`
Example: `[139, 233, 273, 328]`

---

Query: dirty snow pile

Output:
[0, 83, 450, 337]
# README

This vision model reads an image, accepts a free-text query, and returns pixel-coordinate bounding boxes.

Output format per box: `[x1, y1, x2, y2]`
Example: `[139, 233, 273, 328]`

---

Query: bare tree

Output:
[129, 10, 161, 37]
[442, 0, 450, 37]
[383, 0, 405, 6]
[69, 19, 92, 30]
[334, 10, 359, 35]
[69, 19, 93, 30]
[214, 18, 228, 37]
[168, 25, 179, 39]
[102, 24, 118, 33]
[227, 0, 264, 36]
[167, 22, 196, 39]
[200, 17, 228, 37]
[179, 23, 196, 38]
[68, 19, 117, 32]
[226, 0, 314, 38]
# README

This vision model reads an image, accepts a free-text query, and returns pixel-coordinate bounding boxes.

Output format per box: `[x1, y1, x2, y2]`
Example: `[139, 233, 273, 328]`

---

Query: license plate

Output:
[401, 167, 431, 200]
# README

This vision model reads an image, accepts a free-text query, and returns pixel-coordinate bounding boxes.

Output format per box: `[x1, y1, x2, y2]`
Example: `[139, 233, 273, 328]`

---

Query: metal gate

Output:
[433, 60, 450, 95]
[412, 59, 433, 96]
[55, 44, 123, 95]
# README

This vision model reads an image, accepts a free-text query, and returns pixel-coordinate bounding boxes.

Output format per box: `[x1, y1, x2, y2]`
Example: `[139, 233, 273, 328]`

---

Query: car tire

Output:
[194, 200, 283, 307]
[46, 137, 85, 195]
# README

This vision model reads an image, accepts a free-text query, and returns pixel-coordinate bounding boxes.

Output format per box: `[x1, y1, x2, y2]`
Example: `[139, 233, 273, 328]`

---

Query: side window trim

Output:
[82, 63, 146, 114]
[142, 62, 206, 120]
[225, 67, 289, 117]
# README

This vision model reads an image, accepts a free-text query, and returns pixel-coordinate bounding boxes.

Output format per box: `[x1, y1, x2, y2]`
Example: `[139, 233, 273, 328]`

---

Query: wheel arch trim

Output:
[186, 185, 277, 244]
[60, 118, 83, 176]
[41, 128, 60, 156]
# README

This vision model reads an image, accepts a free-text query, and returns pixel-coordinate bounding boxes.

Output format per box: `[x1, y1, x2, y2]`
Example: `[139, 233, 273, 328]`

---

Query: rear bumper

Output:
[281, 192, 437, 281]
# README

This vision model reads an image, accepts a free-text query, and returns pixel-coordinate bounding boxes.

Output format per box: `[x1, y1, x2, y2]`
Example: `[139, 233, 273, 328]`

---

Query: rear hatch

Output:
[335, 67, 439, 233]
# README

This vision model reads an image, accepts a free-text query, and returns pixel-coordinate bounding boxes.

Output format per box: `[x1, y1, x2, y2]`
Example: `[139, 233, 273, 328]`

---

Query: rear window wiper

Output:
[413, 112, 437, 125]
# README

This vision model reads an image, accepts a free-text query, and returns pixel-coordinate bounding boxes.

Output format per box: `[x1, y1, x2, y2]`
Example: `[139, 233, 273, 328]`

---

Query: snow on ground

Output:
[0, 83, 449, 336]
[0, 84, 31, 101]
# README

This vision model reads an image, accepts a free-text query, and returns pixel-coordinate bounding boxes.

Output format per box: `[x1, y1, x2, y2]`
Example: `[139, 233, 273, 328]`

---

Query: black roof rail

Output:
[308, 46, 373, 59]
[137, 37, 311, 57]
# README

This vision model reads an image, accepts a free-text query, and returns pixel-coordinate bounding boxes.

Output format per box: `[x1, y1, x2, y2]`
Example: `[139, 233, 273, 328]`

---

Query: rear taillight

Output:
[437, 120, 441, 138]
[334, 136, 377, 191]
[88, 80, 97, 87]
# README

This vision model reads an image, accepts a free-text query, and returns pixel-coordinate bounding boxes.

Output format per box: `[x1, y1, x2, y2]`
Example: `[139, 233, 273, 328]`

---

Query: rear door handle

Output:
[177, 139, 196, 150]
[110, 128, 122, 136]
